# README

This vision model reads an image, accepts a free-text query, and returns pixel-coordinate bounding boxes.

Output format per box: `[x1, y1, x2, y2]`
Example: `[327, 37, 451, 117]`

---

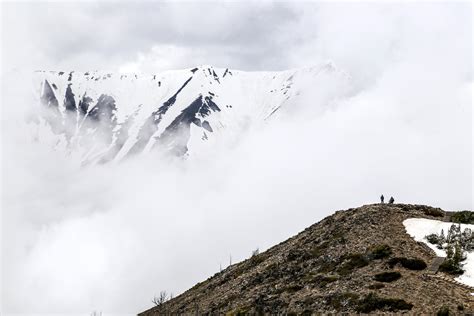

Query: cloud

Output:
[1, 1, 300, 73]
[1, 1, 472, 315]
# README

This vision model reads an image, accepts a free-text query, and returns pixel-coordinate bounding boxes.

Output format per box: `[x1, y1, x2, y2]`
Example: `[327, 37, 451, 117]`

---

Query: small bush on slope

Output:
[369, 244, 392, 259]
[337, 253, 369, 276]
[387, 257, 427, 270]
[356, 293, 413, 313]
[436, 305, 450, 316]
[452, 210, 474, 224]
[373, 271, 402, 282]
[367, 283, 385, 289]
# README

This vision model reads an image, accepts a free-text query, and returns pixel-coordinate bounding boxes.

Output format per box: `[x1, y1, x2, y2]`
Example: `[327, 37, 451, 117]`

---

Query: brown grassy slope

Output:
[139, 204, 474, 315]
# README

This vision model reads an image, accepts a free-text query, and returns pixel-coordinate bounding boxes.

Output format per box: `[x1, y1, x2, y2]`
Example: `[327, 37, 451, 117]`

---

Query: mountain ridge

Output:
[30, 63, 352, 163]
[139, 204, 474, 315]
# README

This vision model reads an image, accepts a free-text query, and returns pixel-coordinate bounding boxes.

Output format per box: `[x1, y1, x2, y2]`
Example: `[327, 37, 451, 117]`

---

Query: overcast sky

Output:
[2, 2, 470, 77]
[1, 1, 308, 72]
[1, 1, 473, 315]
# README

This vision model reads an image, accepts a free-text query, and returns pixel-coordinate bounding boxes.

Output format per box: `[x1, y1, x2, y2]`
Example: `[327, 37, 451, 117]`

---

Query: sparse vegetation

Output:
[337, 253, 369, 276]
[251, 248, 260, 257]
[140, 204, 470, 315]
[249, 250, 267, 266]
[423, 208, 444, 217]
[325, 292, 359, 310]
[152, 291, 169, 307]
[425, 224, 473, 275]
[439, 256, 464, 275]
[387, 257, 427, 270]
[367, 283, 385, 289]
[356, 293, 413, 312]
[436, 305, 450, 316]
[369, 244, 392, 259]
[452, 210, 474, 224]
[310, 274, 339, 287]
[373, 271, 402, 282]
[310, 241, 329, 258]
[284, 284, 304, 293]
[426, 233, 443, 245]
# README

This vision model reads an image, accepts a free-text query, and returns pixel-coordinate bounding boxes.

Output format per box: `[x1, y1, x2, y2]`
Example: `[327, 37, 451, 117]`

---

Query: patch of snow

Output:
[404, 218, 474, 290]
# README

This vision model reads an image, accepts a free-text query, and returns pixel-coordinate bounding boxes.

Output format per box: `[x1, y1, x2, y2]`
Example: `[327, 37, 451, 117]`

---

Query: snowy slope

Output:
[404, 218, 474, 291]
[31, 63, 352, 163]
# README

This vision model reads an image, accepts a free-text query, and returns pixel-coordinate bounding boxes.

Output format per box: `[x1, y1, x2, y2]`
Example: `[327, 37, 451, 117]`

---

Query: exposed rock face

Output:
[31, 63, 353, 163]
[139, 204, 474, 315]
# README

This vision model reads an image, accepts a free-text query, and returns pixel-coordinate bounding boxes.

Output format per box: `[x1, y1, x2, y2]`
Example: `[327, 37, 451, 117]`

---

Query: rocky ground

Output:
[139, 204, 474, 315]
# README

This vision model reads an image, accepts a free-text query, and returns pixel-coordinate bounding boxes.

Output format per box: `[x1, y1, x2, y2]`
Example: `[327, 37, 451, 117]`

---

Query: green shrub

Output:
[437, 305, 450, 316]
[439, 259, 464, 275]
[285, 284, 303, 293]
[367, 283, 385, 289]
[337, 253, 369, 276]
[373, 271, 402, 282]
[369, 244, 392, 259]
[388, 257, 427, 270]
[356, 293, 413, 312]
[452, 210, 474, 224]
[423, 208, 444, 217]
[426, 233, 442, 245]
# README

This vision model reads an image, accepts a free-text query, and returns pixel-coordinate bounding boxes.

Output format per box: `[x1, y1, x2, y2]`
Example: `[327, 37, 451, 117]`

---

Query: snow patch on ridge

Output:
[404, 218, 474, 290]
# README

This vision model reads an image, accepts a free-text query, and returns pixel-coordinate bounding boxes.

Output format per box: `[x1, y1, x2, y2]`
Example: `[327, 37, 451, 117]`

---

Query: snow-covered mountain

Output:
[31, 63, 352, 163]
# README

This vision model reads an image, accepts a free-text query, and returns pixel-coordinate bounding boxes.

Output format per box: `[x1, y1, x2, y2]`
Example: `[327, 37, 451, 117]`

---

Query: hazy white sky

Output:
[1, 1, 473, 315]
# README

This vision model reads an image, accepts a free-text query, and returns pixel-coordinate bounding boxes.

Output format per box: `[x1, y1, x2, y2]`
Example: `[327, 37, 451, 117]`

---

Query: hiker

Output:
[380, 194, 384, 203]
[389, 196, 395, 204]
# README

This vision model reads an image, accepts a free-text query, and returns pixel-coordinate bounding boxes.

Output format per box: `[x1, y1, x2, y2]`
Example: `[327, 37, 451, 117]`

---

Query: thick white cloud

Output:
[0, 1, 472, 315]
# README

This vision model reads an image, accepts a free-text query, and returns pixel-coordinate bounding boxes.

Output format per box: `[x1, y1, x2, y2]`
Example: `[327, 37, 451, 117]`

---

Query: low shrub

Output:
[337, 253, 369, 276]
[426, 233, 442, 245]
[249, 252, 267, 266]
[356, 293, 413, 313]
[423, 208, 444, 217]
[367, 283, 385, 289]
[437, 305, 450, 316]
[373, 271, 402, 282]
[369, 244, 392, 259]
[388, 257, 427, 270]
[452, 210, 474, 224]
[285, 284, 303, 293]
[439, 259, 464, 275]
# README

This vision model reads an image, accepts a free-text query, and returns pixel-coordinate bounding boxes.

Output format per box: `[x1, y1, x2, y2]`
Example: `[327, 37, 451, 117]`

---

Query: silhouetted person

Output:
[380, 195, 384, 203]
[389, 196, 395, 204]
